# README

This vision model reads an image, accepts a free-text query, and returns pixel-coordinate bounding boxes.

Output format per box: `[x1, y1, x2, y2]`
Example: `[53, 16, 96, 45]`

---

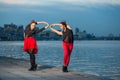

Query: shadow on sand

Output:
[37, 65, 55, 71]
[100, 77, 115, 80]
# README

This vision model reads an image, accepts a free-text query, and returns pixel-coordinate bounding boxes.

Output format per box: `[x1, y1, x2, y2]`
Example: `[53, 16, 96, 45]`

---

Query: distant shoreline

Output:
[0, 23, 120, 41]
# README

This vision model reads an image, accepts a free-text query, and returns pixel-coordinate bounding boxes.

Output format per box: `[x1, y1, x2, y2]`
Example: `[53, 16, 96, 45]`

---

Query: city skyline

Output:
[0, 23, 120, 41]
[0, 0, 120, 36]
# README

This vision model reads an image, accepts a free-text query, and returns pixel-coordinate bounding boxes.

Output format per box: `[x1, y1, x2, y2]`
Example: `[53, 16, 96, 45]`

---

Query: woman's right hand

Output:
[44, 23, 49, 29]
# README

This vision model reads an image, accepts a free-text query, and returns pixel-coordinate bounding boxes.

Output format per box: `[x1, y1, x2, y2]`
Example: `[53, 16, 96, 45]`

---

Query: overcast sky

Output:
[0, 0, 120, 36]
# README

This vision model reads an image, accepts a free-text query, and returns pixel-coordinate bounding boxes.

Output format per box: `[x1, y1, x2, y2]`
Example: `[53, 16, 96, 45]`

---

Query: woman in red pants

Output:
[50, 21, 74, 72]
[23, 20, 49, 71]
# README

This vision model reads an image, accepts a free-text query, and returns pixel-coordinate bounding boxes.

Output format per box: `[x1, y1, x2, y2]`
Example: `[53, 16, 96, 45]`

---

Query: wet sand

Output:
[0, 56, 114, 80]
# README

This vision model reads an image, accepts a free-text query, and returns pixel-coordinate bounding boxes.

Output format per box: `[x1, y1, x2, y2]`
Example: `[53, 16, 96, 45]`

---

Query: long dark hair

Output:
[60, 21, 67, 27]
[25, 20, 37, 30]
[30, 20, 37, 25]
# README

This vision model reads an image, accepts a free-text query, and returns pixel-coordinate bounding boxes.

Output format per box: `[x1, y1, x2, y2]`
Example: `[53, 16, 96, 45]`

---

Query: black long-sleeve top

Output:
[24, 24, 45, 38]
[62, 28, 74, 43]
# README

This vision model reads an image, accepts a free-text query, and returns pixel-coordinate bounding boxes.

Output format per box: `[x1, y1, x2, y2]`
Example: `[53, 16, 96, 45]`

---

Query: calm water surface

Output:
[0, 41, 120, 80]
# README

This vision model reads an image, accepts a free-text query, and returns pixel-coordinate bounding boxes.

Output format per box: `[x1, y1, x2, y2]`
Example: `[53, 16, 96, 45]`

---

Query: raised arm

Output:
[37, 21, 49, 28]
[34, 27, 46, 34]
[33, 21, 49, 34]
[37, 21, 48, 25]
[49, 24, 63, 35]
[52, 24, 72, 30]
[51, 24, 61, 26]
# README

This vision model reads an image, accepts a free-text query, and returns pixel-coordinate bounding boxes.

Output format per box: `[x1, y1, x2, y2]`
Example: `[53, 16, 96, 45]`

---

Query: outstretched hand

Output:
[49, 24, 57, 28]
[45, 23, 49, 29]
[49, 24, 53, 28]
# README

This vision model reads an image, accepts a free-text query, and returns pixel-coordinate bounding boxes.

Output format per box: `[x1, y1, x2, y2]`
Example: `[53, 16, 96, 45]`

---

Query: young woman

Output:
[50, 21, 74, 72]
[23, 20, 49, 71]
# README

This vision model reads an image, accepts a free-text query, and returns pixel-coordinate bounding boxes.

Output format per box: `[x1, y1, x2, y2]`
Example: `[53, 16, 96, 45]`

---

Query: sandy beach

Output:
[0, 56, 114, 80]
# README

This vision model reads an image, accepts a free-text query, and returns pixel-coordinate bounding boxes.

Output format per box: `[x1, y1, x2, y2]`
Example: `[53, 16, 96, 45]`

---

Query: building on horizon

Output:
[0, 24, 119, 41]
[0, 23, 24, 41]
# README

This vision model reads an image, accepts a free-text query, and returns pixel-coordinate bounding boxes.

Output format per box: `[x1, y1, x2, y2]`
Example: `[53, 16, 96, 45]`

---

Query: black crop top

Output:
[24, 24, 45, 38]
[62, 28, 74, 43]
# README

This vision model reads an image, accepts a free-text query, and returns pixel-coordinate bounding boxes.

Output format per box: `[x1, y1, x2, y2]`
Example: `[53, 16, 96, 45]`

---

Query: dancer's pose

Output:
[23, 20, 49, 71]
[50, 21, 74, 72]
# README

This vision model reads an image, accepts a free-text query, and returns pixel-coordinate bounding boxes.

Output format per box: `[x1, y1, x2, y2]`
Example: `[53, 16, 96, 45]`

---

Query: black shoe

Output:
[62, 66, 66, 72]
[28, 64, 37, 71]
[28, 67, 35, 71]
[64, 66, 68, 72]
[62, 66, 68, 72]
[34, 64, 37, 70]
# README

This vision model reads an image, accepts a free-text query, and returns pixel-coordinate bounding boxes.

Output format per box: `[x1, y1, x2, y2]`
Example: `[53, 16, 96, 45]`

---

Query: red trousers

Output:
[62, 42, 73, 66]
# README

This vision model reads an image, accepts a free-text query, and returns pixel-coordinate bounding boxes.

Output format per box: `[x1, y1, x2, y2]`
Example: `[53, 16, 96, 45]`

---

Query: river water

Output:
[0, 41, 120, 80]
